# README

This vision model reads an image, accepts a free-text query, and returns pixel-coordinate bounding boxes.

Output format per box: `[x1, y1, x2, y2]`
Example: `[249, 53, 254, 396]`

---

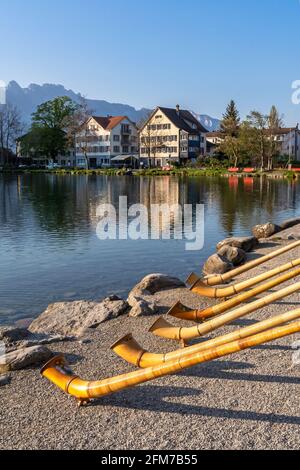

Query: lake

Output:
[1, 173, 300, 325]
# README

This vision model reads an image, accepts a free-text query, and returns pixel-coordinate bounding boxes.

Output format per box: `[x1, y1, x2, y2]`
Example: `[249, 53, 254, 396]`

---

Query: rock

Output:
[0, 374, 10, 386]
[0, 346, 52, 372]
[279, 218, 300, 231]
[252, 223, 281, 239]
[14, 318, 34, 329]
[29, 297, 129, 336]
[128, 296, 158, 317]
[216, 236, 258, 252]
[0, 327, 30, 346]
[203, 253, 233, 276]
[129, 274, 185, 299]
[217, 245, 247, 266]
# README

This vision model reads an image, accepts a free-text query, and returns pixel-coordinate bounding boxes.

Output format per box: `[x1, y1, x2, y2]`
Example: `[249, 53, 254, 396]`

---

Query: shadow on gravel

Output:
[89, 359, 300, 425]
[96, 383, 300, 425]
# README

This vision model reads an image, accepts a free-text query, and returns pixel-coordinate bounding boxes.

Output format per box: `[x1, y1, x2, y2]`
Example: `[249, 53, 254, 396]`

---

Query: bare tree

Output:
[65, 97, 93, 169]
[0, 104, 23, 165]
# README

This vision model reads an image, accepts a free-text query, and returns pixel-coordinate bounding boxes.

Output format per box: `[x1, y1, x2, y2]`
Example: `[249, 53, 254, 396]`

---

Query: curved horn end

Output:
[186, 272, 200, 287]
[149, 317, 174, 333]
[40, 354, 67, 376]
[110, 333, 134, 351]
[111, 334, 146, 366]
[168, 301, 191, 319]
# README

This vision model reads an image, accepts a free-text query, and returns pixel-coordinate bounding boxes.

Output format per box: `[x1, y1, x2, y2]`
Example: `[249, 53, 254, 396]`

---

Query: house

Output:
[206, 131, 224, 156]
[206, 125, 300, 161]
[271, 126, 300, 161]
[75, 115, 139, 168]
[139, 105, 207, 167]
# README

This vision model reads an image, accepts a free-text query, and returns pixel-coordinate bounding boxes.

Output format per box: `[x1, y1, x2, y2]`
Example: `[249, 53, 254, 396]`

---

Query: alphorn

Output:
[188, 239, 300, 287]
[169, 264, 300, 322]
[41, 321, 300, 406]
[149, 280, 300, 342]
[187, 258, 300, 298]
[112, 308, 300, 368]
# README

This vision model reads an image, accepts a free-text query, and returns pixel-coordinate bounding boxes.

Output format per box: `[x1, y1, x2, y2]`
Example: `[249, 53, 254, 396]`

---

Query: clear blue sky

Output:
[1, 0, 300, 124]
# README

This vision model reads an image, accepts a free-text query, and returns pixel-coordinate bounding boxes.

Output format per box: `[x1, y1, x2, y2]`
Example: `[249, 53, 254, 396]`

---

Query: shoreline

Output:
[1, 168, 300, 179]
[1, 237, 300, 450]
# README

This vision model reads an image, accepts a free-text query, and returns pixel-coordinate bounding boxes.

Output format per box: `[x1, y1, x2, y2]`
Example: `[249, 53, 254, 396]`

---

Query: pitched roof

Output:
[158, 107, 208, 133]
[92, 115, 134, 130]
[269, 127, 299, 135]
[206, 131, 224, 138]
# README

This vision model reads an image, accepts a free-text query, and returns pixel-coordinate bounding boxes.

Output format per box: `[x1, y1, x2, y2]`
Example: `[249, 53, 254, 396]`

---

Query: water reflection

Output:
[0, 174, 299, 324]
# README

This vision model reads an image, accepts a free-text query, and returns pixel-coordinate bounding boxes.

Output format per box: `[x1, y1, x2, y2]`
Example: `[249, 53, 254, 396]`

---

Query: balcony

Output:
[121, 126, 131, 135]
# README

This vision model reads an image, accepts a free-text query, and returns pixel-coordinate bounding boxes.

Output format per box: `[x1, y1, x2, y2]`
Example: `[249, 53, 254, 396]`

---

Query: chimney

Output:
[176, 104, 180, 116]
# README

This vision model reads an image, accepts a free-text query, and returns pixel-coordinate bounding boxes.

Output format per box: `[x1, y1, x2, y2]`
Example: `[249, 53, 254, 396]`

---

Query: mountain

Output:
[192, 112, 220, 132]
[6, 81, 220, 131]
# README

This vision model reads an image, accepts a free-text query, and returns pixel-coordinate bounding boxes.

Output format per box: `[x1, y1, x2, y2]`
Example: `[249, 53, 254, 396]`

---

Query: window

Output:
[123, 146, 129, 153]
[113, 146, 120, 153]
[113, 135, 120, 141]
[189, 135, 200, 141]
[155, 115, 162, 119]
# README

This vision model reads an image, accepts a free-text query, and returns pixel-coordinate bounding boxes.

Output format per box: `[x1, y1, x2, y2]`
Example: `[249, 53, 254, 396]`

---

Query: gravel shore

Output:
[1, 240, 300, 450]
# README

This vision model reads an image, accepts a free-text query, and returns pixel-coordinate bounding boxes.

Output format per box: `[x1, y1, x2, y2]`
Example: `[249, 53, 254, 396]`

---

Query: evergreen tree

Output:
[221, 100, 240, 136]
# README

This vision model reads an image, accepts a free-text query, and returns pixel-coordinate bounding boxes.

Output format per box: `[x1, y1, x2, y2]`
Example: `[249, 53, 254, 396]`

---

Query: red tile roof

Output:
[92, 116, 129, 130]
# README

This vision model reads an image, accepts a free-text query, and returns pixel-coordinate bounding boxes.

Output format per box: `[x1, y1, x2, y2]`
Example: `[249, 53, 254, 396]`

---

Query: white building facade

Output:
[139, 106, 207, 167]
[75, 116, 139, 167]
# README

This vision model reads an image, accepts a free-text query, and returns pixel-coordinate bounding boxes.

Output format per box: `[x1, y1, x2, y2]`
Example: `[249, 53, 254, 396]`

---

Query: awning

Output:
[111, 155, 139, 162]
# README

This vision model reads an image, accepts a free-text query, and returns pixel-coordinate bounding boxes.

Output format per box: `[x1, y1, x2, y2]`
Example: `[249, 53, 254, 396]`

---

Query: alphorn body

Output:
[112, 308, 300, 368]
[187, 258, 300, 298]
[149, 281, 300, 341]
[41, 321, 300, 406]
[188, 239, 300, 287]
[169, 264, 300, 322]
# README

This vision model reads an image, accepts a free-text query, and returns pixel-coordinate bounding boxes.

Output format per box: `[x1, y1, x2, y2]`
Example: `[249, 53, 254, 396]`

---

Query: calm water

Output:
[1, 173, 300, 325]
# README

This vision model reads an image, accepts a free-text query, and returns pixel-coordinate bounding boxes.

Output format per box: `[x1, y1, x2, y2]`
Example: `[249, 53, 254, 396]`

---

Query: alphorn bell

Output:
[189, 239, 300, 287]
[187, 258, 300, 298]
[111, 307, 300, 368]
[169, 264, 300, 322]
[149, 280, 300, 342]
[41, 320, 300, 406]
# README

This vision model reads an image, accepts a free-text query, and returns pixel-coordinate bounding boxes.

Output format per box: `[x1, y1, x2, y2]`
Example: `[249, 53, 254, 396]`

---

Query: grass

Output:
[1, 166, 299, 179]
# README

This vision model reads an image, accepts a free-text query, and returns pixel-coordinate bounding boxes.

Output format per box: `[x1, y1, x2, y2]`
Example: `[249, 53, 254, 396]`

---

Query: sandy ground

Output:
[1, 240, 300, 450]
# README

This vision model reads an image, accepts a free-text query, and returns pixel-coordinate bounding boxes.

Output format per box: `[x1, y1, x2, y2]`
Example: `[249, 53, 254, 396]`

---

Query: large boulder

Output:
[0, 345, 52, 373]
[203, 253, 233, 276]
[128, 296, 158, 317]
[0, 326, 73, 352]
[252, 223, 281, 239]
[279, 218, 300, 231]
[29, 296, 129, 336]
[217, 245, 247, 266]
[216, 236, 258, 253]
[127, 274, 184, 317]
[129, 273, 185, 299]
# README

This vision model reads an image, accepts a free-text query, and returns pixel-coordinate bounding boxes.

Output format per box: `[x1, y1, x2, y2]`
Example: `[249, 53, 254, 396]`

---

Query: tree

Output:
[27, 96, 79, 163]
[0, 104, 23, 166]
[218, 135, 243, 167]
[220, 100, 240, 137]
[245, 111, 270, 170]
[267, 105, 284, 170]
[65, 98, 93, 169]
[218, 100, 242, 166]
